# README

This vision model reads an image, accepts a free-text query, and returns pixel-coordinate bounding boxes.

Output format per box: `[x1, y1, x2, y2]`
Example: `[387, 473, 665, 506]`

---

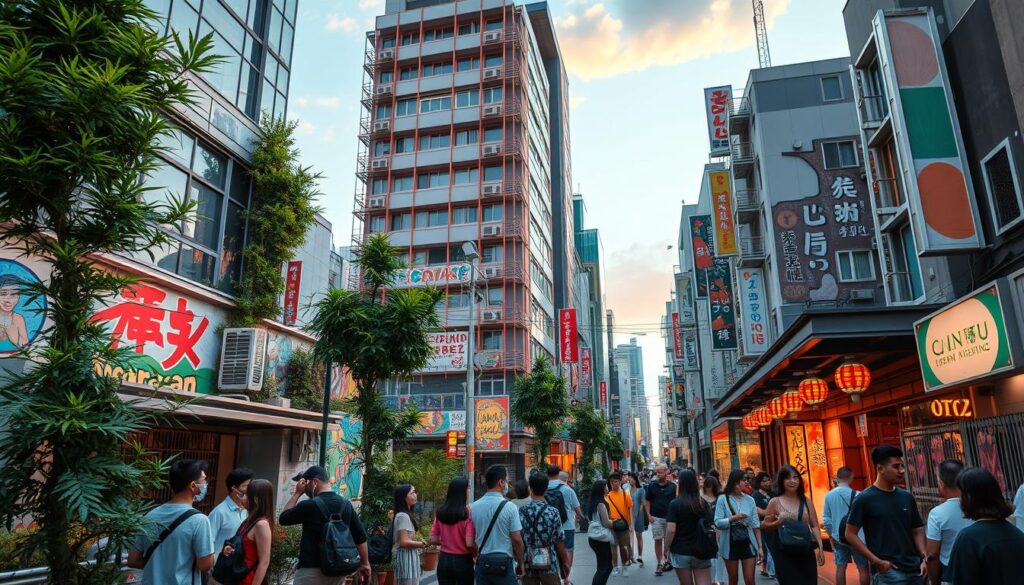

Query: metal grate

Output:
[127, 428, 224, 514]
[961, 412, 1024, 503]
[900, 423, 963, 519]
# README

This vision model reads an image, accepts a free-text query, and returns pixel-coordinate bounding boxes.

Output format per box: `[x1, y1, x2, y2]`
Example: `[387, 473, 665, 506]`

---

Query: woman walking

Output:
[760, 466, 823, 585]
[586, 479, 615, 585]
[629, 472, 649, 566]
[949, 467, 1024, 585]
[430, 477, 475, 585]
[216, 479, 274, 585]
[750, 471, 775, 578]
[665, 470, 715, 585]
[393, 484, 426, 585]
[714, 470, 762, 585]
[701, 475, 725, 585]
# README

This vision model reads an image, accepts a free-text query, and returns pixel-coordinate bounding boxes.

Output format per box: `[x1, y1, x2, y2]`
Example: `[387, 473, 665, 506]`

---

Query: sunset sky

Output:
[288, 0, 853, 447]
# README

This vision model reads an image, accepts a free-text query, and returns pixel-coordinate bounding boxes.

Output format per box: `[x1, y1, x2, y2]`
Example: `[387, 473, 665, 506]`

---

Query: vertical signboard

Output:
[709, 170, 737, 256]
[682, 328, 700, 371]
[671, 313, 683, 361]
[874, 12, 982, 253]
[707, 258, 738, 350]
[559, 308, 578, 363]
[474, 396, 510, 452]
[580, 348, 593, 390]
[675, 273, 694, 322]
[284, 261, 302, 326]
[599, 381, 608, 409]
[784, 423, 829, 524]
[703, 85, 732, 156]
[689, 215, 714, 298]
[738, 267, 769, 355]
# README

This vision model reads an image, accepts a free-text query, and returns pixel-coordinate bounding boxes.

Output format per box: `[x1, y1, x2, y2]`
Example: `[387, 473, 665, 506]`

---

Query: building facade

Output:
[573, 193, 608, 405]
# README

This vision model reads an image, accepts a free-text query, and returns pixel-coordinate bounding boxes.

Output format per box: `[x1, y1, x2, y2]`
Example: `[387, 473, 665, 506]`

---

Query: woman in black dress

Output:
[949, 467, 1024, 585]
[760, 466, 824, 585]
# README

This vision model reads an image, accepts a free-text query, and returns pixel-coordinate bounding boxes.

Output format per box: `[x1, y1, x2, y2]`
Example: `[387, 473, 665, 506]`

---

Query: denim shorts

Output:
[563, 529, 575, 552]
[833, 542, 868, 567]
[670, 553, 712, 570]
[871, 568, 925, 585]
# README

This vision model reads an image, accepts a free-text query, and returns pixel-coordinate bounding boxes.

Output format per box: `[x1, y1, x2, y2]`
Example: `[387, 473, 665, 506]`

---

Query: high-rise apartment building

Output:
[354, 0, 573, 475]
[613, 339, 645, 467]
[573, 193, 608, 403]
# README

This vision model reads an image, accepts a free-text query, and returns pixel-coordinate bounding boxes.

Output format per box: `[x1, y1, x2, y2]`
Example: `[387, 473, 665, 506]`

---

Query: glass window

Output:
[411, 250, 427, 266]
[400, 32, 419, 46]
[455, 129, 479, 145]
[822, 141, 858, 169]
[486, 287, 502, 305]
[193, 142, 227, 188]
[205, 0, 245, 49]
[419, 134, 450, 151]
[424, 61, 453, 76]
[420, 96, 452, 113]
[821, 75, 843, 101]
[485, 20, 502, 31]
[380, 71, 394, 83]
[483, 165, 503, 182]
[391, 213, 411, 230]
[983, 143, 1023, 231]
[482, 245, 502, 263]
[179, 245, 217, 286]
[417, 171, 450, 189]
[447, 293, 470, 308]
[484, 127, 503, 142]
[169, 0, 199, 47]
[143, 162, 189, 210]
[370, 216, 385, 233]
[202, 30, 242, 101]
[457, 57, 480, 72]
[183, 182, 223, 249]
[374, 141, 390, 156]
[381, 37, 396, 48]
[400, 66, 418, 80]
[372, 178, 388, 194]
[456, 90, 479, 108]
[452, 207, 478, 224]
[483, 87, 502, 104]
[280, 21, 294, 63]
[376, 104, 392, 118]
[837, 250, 875, 282]
[428, 247, 448, 264]
[458, 22, 479, 35]
[392, 175, 414, 191]
[228, 172, 250, 205]
[157, 126, 195, 167]
[454, 168, 478, 184]
[484, 55, 503, 68]
[481, 331, 502, 350]
[395, 136, 415, 153]
[396, 99, 417, 117]
[217, 200, 245, 294]
[483, 204, 503, 222]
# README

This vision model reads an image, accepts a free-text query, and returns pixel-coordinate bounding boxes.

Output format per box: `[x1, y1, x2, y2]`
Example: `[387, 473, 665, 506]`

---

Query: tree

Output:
[307, 234, 443, 528]
[566, 403, 611, 489]
[510, 356, 569, 471]
[389, 448, 463, 526]
[0, 1, 217, 582]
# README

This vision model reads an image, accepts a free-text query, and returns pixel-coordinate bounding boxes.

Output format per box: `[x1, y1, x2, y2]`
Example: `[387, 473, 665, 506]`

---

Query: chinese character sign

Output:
[671, 312, 683, 361]
[475, 396, 510, 452]
[706, 258, 738, 350]
[580, 348, 593, 389]
[689, 215, 714, 298]
[600, 381, 608, 409]
[704, 85, 732, 156]
[709, 171, 737, 256]
[284, 261, 302, 326]
[422, 331, 469, 373]
[559, 308, 578, 363]
[738, 268, 769, 355]
[682, 328, 700, 371]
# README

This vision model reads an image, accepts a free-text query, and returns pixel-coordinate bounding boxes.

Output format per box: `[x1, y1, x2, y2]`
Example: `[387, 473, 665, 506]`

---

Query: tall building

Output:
[613, 338, 645, 468]
[353, 0, 574, 478]
[573, 193, 608, 404]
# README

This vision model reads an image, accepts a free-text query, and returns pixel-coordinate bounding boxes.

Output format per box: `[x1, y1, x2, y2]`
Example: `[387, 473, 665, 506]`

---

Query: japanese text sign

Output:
[422, 331, 469, 373]
[559, 308, 578, 363]
[284, 261, 302, 326]
[709, 171, 737, 256]
[689, 215, 713, 298]
[704, 85, 732, 156]
[738, 268, 769, 355]
[707, 258, 738, 350]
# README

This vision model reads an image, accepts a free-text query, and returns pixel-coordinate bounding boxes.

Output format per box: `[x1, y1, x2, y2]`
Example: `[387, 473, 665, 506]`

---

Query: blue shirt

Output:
[471, 491, 522, 557]
[547, 480, 580, 532]
[823, 484, 863, 540]
[520, 500, 564, 575]
[133, 503, 214, 585]
[208, 496, 247, 552]
[714, 493, 761, 558]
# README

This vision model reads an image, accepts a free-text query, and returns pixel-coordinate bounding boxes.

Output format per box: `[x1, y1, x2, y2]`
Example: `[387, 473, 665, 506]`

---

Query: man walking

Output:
[606, 471, 633, 577]
[127, 459, 215, 585]
[546, 465, 581, 585]
[645, 463, 676, 576]
[280, 465, 371, 585]
[472, 465, 525, 585]
[520, 473, 570, 585]
[208, 468, 253, 555]
[823, 466, 869, 585]
[925, 460, 972, 585]
[845, 445, 927, 585]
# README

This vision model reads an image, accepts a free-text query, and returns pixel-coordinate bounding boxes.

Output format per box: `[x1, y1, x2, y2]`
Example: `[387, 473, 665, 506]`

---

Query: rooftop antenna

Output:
[753, 0, 772, 68]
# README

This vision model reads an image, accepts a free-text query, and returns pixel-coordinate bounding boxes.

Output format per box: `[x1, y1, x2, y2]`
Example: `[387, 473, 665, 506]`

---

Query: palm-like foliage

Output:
[567, 402, 611, 486]
[308, 233, 444, 528]
[0, 1, 218, 582]
[510, 356, 570, 471]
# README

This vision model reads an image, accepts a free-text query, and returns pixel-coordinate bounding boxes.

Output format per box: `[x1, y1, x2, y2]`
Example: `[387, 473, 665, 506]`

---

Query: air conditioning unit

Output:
[371, 158, 389, 170]
[373, 120, 390, 132]
[482, 224, 503, 237]
[482, 266, 501, 278]
[850, 289, 876, 302]
[483, 30, 502, 43]
[482, 144, 502, 156]
[378, 49, 394, 60]
[483, 67, 502, 79]
[482, 310, 502, 321]
[481, 183, 502, 196]
[369, 196, 385, 208]
[482, 104, 503, 117]
[377, 84, 393, 95]
[218, 328, 268, 392]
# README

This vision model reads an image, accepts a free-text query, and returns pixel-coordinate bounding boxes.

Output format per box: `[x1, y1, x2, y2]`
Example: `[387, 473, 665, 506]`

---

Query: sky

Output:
[288, 0, 853, 453]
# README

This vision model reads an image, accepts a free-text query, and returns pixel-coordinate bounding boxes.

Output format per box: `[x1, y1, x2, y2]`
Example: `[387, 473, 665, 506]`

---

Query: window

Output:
[484, 55, 503, 68]
[485, 20, 502, 31]
[837, 250, 875, 282]
[457, 57, 480, 72]
[483, 127, 503, 142]
[392, 175, 414, 192]
[822, 141, 858, 169]
[821, 75, 843, 101]
[423, 61, 453, 76]
[447, 293, 470, 309]
[477, 374, 506, 396]
[394, 136, 415, 154]
[376, 104, 392, 118]
[395, 98, 417, 117]
[420, 95, 452, 113]
[481, 331, 502, 350]
[380, 71, 393, 84]
[411, 250, 428, 266]
[452, 207, 478, 224]
[456, 90, 479, 108]
[483, 87, 503, 104]
[371, 178, 388, 194]
[417, 171, 450, 189]
[482, 245, 502, 263]
[982, 140, 1023, 233]
[449, 244, 466, 262]
[454, 168, 478, 184]
[424, 27, 453, 41]
[455, 129, 479, 145]
[381, 37, 395, 48]
[415, 209, 448, 228]
[419, 133, 451, 151]
[399, 66, 419, 80]
[458, 22, 479, 35]
[369, 216, 385, 233]
[483, 204, 503, 222]
[428, 247, 448, 265]
[483, 165, 503, 182]
[400, 32, 419, 46]
[486, 287, 503, 305]
[390, 213, 412, 230]
[373, 141, 390, 156]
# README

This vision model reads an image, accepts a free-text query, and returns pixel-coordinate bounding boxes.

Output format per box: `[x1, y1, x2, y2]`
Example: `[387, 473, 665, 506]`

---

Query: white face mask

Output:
[502, 480, 510, 496]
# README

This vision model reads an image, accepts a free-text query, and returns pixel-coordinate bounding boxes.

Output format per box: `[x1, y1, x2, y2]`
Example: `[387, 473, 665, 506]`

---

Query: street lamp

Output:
[462, 241, 480, 500]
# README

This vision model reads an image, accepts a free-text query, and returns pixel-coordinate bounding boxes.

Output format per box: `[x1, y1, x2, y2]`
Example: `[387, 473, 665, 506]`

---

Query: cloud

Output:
[287, 112, 317, 136]
[554, 0, 791, 80]
[292, 96, 342, 109]
[358, 0, 384, 11]
[603, 241, 676, 331]
[570, 95, 587, 109]
[325, 14, 358, 33]
[293, 96, 309, 108]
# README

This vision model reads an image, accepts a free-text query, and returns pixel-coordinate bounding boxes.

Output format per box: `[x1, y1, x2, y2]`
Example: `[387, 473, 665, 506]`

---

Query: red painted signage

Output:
[284, 261, 302, 326]
[600, 381, 607, 409]
[580, 348, 593, 388]
[671, 312, 683, 360]
[559, 308, 578, 363]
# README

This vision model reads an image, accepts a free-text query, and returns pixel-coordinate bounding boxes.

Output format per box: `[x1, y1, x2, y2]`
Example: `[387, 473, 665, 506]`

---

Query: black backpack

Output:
[367, 518, 394, 565]
[837, 489, 857, 545]
[694, 503, 719, 560]
[545, 484, 569, 523]
[211, 521, 257, 585]
[314, 497, 361, 577]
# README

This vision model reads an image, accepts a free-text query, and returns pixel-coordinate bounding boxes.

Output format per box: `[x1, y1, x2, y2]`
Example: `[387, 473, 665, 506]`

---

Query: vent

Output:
[483, 67, 502, 80]
[482, 104, 502, 117]
[849, 289, 875, 302]
[369, 196, 385, 208]
[482, 144, 502, 157]
[373, 120, 391, 132]
[482, 266, 501, 278]
[218, 328, 268, 392]
[481, 183, 502, 196]
[378, 49, 394, 60]
[377, 84, 393, 95]
[371, 158, 389, 170]
[482, 224, 503, 237]
[483, 310, 502, 321]
[483, 31, 502, 43]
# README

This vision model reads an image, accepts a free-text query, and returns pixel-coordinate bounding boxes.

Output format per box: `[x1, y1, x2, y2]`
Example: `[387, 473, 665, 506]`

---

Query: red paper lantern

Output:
[782, 390, 803, 413]
[742, 414, 758, 431]
[798, 376, 829, 406]
[835, 360, 871, 396]
[753, 407, 772, 427]
[768, 396, 787, 419]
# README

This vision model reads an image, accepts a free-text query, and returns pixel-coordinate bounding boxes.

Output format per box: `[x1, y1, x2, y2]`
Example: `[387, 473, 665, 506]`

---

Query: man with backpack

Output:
[823, 466, 869, 585]
[521, 473, 570, 585]
[546, 465, 581, 585]
[127, 459, 216, 585]
[472, 465, 525, 585]
[645, 464, 677, 576]
[280, 465, 371, 585]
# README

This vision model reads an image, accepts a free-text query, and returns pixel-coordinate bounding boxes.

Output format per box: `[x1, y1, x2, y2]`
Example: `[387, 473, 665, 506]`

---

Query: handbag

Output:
[837, 489, 857, 545]
[724, 495, 751, 550]
[587, 506, 614, 543]
[478, 500, 512, 576]
[778, 498, 818, 553]
[211, 521, 256, 585]
[694, 503, 719, 560]
[605, 496, 629, 532]
[521, 506, 552, 572]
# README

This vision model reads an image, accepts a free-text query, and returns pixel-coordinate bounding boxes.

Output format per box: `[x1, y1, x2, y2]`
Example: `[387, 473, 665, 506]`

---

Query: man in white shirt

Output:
[207, 468, 252, 559]
[926, 460, 973, 585]
[822, 467, 869, 585]
[1013, 481, 1024, 532]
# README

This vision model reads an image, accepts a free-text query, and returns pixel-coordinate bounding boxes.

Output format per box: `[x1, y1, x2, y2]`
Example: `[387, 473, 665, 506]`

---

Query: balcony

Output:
[873, 177, 907, 230]
[729, 96, 750, 136]
[886, 271, 919, 304]
[737, 236, 766, 267]
[730, 141, 755, 178]
[858, 95, 888, 130]
[734, 188, 761, 222]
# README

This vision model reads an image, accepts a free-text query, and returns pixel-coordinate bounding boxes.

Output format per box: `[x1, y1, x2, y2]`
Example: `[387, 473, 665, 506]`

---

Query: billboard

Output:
[475, 396, 510, 452]
[580, 348, 593, 389]
[675, 273, 694, 322]
[416, 410, 467, 436]
[689, 215, 714, 298]
[395, 263, 471, 288]
[707, 258, 738, 350]
[703, 85, 732, 156]
[671, 313, 683, 361]
[422, 331, 468, 373]
[559, 308, 578, 363]
[599, 381, 607, 409]
[284, 261, 302, 326]
[738, 267, 769, 355]
[682, 328, 700, 371]
[709, 171, 737, 256]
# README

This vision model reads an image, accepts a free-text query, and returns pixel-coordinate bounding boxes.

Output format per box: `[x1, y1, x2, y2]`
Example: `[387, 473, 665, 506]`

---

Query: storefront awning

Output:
[714, 306, 939, 418]
[119, 382, 340, 431]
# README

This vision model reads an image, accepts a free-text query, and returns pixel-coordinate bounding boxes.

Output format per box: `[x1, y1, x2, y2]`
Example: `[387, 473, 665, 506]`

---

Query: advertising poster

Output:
[689, 215, 714, 298]
[599, 381, 607, 409]
[580, 348, 593, 389]
[559, 308, 578, 363]
[709, 170, 737, 256]
[0, 258, 47, 356]
[784, 423, 828, 520]
[422, 330, 469, 373]
[475, 396, 510, 452]
[703, 85, 732, 156]
[707, 258, 738, 350]
[416, 410, 467, 436]
[682, 328, 700, 371]
[284, 261, 302, 326]
[395, 263, 471, 288]
[671, 313, 683, 361]
[738, 267, 769, 355]
[675, 272, 694, 322]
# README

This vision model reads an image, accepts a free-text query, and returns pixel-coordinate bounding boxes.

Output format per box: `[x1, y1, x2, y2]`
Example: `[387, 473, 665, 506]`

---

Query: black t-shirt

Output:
[666, 496, 713, 556]
[279, 492, 367, 569]
[752, 490, 771, 510]
[645, 480, 677, 518]
[950, 519, 1024, 585]
[846, 485, 923, 572]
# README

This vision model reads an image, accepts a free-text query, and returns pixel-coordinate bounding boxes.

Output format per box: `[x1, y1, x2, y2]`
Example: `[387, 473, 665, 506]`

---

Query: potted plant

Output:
[267, 525, 301, 584]
[416, 525, 439, 572]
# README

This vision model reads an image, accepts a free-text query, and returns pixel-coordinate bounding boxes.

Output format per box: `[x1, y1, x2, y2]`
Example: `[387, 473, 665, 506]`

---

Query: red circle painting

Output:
[887, 20, 939, 87]
[918, 162, 976, 240]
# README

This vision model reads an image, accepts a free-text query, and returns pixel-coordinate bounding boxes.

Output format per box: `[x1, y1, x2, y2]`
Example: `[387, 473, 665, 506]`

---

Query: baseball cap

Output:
[292, 465, 330, 482]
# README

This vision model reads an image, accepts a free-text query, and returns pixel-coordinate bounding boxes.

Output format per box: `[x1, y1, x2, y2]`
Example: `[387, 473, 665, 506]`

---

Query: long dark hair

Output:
[703, 475, 721, 498]
[436, 477, 469, 525]
[753, 471, 771, 493]
[393, 483, 418, 530]
[586, 479, 608, 519]
[957, 467, 1013, 520]
[723, 469, 746, 496]
[243, 479, 276, 535]
[676, 469, 706, 515]
[774, 465, 806, 501]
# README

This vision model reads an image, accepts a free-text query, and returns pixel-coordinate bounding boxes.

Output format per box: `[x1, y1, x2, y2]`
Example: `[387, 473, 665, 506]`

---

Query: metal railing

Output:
[731, 142, 754, 163]
[886, 271, 918, 303]
[734, 189, 760, 211]
[729, 96, 750, 117]
[858, 94, 888, 124]
[874, 177, 903, 209]
[740, 236, 765, 256]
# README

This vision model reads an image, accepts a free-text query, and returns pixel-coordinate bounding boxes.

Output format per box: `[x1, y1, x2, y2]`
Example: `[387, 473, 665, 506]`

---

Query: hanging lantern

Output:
[741, 414, 758, 431]
[768, 396, 787, 419]
[753, 406, 772, 427]
[782, 390, 803, 414]
[835, 358, 871, 402]
[798, 375, 829, 406]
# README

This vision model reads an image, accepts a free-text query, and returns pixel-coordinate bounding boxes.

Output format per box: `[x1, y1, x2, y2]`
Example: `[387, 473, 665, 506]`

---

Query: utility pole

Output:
[752, 0, 772, 68]
[462, 242, 480, 500]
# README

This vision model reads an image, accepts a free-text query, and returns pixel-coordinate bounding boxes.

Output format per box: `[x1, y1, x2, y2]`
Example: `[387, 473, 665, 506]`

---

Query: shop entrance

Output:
[899, 422, 964, 519]
[130, 427, 232, 514]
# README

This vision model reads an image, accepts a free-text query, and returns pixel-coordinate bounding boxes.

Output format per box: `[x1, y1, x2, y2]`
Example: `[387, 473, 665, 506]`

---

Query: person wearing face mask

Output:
[208, 466, 254, 581]
[471, 465, 526, 585]
[127, 459, 216, 585]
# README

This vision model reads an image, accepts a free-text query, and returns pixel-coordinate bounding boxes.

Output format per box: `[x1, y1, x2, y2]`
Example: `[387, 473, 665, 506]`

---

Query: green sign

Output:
[915, 285, 1014, 391]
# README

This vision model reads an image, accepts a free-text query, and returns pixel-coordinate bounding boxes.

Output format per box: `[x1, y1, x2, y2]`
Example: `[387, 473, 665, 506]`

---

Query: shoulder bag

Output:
[477, 500, 512, 576]
[724, 495, 751, 551]
[694, 501, 719, 560]
[605, 496, 629, 532]
[778, 498, 818, 553]
[521, 505, 553, 572]
[587, 504, 614, 543]
[211, 521, 257, 585]
[836, 489, 857, 545]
